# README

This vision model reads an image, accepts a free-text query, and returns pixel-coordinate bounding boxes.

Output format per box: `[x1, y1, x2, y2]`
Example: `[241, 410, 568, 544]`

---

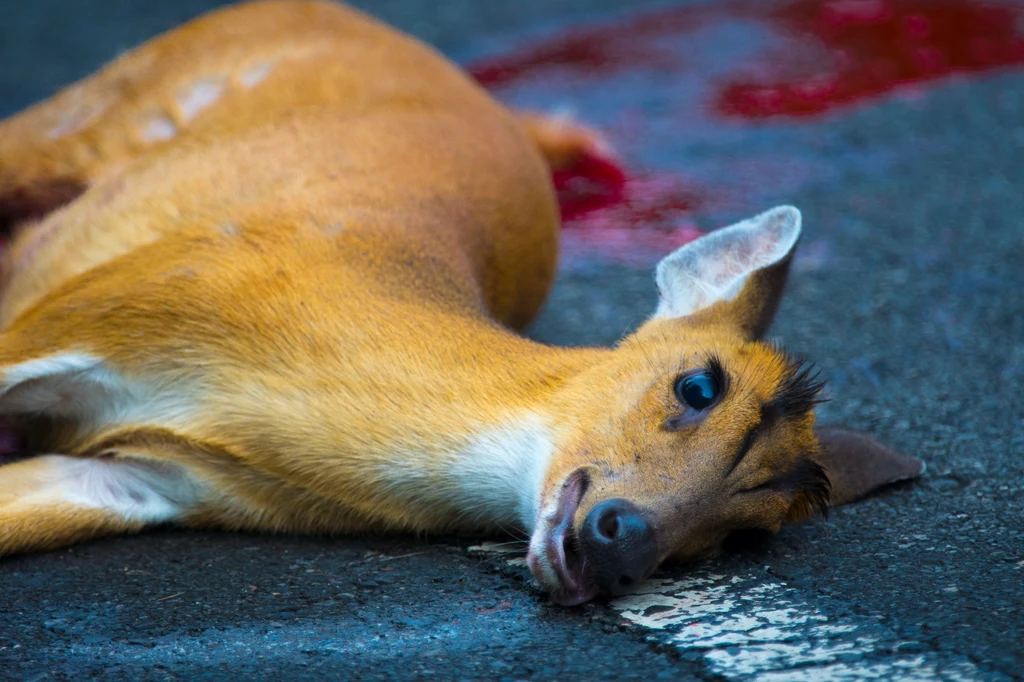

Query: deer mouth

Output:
[527, 469, 598, 606]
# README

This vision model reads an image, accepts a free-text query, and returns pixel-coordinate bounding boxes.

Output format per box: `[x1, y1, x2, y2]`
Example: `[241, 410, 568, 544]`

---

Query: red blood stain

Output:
[560, 161, 701, 228]
[719, 0, 1024, 117]
[551, 152, 627, 222]
[550, 148, 702, 245]
[468, 4, 723, 88]
[471, 0, 1024, 117]
[554, 150, 704, 261]
[470, 0, 1024, 249]
[470, 4, 718, 242]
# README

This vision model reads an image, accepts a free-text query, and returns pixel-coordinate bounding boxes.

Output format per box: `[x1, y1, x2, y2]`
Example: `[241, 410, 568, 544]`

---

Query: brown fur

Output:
[0, 1, 921, 604]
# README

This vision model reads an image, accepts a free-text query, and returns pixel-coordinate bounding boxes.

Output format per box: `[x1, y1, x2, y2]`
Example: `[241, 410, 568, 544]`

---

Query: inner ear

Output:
[653, 205, 801, 339]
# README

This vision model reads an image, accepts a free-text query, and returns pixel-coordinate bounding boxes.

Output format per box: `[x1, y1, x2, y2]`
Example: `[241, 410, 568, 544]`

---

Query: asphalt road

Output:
[1, 0, 1022, 680]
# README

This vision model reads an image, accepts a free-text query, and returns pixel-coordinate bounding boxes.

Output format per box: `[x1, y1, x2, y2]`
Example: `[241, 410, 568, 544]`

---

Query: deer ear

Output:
[815, 427, 926, 506]
[653, 205, 801, 339]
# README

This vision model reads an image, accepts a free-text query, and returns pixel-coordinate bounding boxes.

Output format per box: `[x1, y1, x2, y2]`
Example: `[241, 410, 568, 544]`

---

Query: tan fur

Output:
[0, 1, 918, 604]
[0, 457, 143, 554]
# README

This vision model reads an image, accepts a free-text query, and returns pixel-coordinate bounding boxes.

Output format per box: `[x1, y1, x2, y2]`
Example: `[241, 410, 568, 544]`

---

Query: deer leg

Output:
[0, 453, 202, 556]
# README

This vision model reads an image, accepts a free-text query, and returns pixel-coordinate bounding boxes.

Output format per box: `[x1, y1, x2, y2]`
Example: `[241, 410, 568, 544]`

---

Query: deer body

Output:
[0, 1, 922, 605]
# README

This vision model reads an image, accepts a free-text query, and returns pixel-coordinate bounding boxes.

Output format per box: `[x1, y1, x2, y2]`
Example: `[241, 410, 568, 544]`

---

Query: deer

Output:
[0, 0, 923, 605]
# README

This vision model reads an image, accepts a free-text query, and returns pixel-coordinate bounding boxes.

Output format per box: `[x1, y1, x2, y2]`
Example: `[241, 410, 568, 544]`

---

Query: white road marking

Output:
[469, 544, 992, 680]
[610, 572, 982, 680]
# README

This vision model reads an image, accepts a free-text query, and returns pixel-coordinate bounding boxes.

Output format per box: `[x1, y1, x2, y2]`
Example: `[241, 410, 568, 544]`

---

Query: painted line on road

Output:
[469, 542, 996, 681]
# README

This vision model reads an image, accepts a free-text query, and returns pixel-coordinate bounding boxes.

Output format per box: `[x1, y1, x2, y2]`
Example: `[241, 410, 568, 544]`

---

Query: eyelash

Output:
[701, 354, 729, 397]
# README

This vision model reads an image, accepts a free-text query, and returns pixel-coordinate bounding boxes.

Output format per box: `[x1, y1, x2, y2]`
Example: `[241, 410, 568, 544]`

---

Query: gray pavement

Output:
[1, 0, 1022, 680]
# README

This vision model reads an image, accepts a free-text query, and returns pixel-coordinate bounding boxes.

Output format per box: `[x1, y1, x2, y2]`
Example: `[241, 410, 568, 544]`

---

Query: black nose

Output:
[579, 498, 658, 595]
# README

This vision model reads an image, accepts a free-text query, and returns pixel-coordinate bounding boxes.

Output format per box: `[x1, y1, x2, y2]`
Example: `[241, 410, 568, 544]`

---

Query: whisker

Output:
[634, 332, 660, 377]
[494, 523, 529, 542]
[615, 315, 645, 347]
[481, 539, 529, 549]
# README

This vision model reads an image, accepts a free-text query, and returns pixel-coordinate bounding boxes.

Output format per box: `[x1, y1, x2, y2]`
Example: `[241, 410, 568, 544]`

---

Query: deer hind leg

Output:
[0, 76, 118, 229]
[0, 1, 348, 231]
[0, 13, 198, 228]
[0, 454, 202, 556]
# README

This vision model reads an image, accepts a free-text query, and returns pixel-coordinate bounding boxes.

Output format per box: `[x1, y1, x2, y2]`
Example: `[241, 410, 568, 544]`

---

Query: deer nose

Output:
[580, 499, 658, 595]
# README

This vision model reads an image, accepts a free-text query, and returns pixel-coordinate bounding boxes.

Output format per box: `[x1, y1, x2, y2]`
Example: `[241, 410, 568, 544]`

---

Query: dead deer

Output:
[0, 1, 922, 604]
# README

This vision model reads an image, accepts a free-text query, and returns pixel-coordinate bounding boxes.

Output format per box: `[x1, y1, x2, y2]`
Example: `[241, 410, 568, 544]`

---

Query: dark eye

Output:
[675, 372, 719, 410]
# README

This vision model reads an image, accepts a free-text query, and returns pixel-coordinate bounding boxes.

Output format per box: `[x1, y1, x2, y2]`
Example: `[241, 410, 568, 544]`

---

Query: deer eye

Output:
[675, 372, 719, 410]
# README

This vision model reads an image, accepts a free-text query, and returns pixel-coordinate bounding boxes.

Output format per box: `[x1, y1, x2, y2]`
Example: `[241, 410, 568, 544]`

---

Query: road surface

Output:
[1, 0, 1022, 679]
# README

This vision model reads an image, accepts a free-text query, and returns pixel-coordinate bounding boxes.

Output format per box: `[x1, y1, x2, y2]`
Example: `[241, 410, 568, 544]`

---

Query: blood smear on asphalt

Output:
[470, 0, 1024, 245]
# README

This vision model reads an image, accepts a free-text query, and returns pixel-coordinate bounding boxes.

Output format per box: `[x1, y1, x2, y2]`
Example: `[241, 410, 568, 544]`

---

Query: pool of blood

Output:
[551, 149, 703, 258]
[718, 0, 1024, 118]
[470, 0, 1024, 238]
